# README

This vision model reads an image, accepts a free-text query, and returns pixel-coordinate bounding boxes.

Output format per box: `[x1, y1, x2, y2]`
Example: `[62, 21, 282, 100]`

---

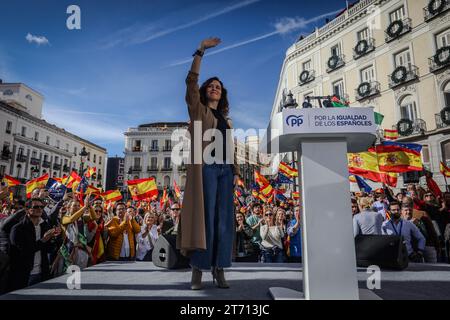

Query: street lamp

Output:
[283, 91, 298, 109]
[79, 146, 88, 176]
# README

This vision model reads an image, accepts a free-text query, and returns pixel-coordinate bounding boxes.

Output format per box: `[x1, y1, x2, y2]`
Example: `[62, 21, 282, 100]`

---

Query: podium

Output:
[260, 107, 378, 300]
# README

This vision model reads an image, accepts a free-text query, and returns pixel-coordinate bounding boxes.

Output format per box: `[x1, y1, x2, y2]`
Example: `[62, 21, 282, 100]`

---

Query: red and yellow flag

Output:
[348, 150, 398, 187]
[85, 166, 96, 178]
[160, 187, 168, 209]
[64, 171, 82, 188]
[2, 174, 21, 187]
[376, 142, 422, 173]
[440, 161, 450, 178]
[26, 173, 49, 198]
[87, 185, 102, 195]
[279, 162, 298, 178]
[127, 177, 158, 201]
[101, 190, 123, 202]
[173, 180, 181, 199]
[383, 129, 398, 141]
[254, 170, 270, 187]
[292, 191, 300, 200]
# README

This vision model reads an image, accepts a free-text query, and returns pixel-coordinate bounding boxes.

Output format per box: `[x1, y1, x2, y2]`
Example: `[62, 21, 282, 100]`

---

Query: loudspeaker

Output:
[355, 235, 409, 270]
[152, 234, 190, 269]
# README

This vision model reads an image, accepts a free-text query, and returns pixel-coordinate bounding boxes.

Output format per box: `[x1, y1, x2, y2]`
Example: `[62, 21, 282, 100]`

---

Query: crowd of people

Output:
[352, 184, 450, 263]
[0, 180, 449, 295]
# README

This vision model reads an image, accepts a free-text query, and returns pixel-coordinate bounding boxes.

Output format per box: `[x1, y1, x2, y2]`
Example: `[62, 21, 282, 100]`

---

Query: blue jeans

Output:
[260, 247, 285, 263]
[190, 164, 234, 270]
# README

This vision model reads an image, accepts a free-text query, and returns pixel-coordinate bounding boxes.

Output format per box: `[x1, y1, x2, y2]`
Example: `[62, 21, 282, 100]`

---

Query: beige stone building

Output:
[271, 0, 450, 190]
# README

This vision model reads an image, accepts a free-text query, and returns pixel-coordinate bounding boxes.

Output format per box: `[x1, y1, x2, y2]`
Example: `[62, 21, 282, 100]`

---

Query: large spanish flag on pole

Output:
[376, 141, 423, 173]
[2, 175, 21, 187]
[26, 173, 49, 198]
[278, 161, 298, 178]
[101, 190, 123, 202]
[127, 177, 158, 201]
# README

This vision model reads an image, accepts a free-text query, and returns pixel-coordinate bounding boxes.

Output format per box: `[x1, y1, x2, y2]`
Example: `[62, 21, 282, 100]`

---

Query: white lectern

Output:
[260, 107, 378, 300]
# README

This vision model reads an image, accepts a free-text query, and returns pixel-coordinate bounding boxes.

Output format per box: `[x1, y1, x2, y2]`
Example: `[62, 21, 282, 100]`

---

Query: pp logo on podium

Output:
[286, 115, 304, 127]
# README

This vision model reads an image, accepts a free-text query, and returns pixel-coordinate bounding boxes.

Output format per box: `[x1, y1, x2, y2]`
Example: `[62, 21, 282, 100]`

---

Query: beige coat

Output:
[177, 71, 240, 256]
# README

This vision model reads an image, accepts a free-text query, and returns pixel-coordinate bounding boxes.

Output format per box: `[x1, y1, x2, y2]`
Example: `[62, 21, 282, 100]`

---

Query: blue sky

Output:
[0, 0, 346, 156]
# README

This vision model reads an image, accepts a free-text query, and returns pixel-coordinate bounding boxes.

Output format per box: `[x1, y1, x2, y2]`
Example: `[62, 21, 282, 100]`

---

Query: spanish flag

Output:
[2, 175, 21, 187]
[236, 177, 245, 188]
[127, 177, 158, 201]
[85, 166, 96, 178]
[440, 161, 450, 177]
[348, 150, 398, 187]
[160, 187, 168, 209]
[64, 171, 81, 188]
[278, 162, 298, 178]
[383, 129, 398, 141]
[376, 141, 423, 173]
[260, 183, 273, 198]
[349, 175, 357, 183]
[26, 173, 49, 198]
[101, 190, 123, 202]
[86, 185, 102, 195]
[173, 180, 181, 199]
[254, 170, 270, 187]
[292, 191, 300, 200]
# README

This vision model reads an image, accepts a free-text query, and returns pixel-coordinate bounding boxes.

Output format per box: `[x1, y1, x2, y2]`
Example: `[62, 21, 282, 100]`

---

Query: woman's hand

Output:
[200, 37, 221, 51]
[233, 175, 240, 187]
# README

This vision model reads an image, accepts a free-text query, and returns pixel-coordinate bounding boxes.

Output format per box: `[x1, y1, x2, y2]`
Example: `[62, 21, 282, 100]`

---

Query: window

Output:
[99, 156, 102, 165]
[164, 176, 170, 187]
[357, 28, 370, 41]
[25, 94, 33, 101]
[151, 140, 158, 150]
[5, 121, 12, 134]
[87, 152, 90, 161]
[360, 65, 375, 82]
[332, 79, 345, 98]
[66, 143, 69, 152]
[151, 157, 157, 168]
[3, 89, 13, 96]
[93, 154, 96, 163]
[74, 146, 78, 155]
[302, 60, 312, 71]
[18, 147, 24, 156]
[56, 140, 60, 149]
[133, 157, 141, 167]
[2, 142, 10, 153]
[400, 95, 418, 121]
[436, 29, 450, 49]
[390, 6, 405, 23]
[444, 82, 450, 107]
[164, 157, 171, 168]
[394, 49, 412, 68]
[165, 140, 171, 149]
[55, 156, 59, 164]
[422, 145, 430, 167]
[32, 150, 37, 158]
[21, 126, 26, 137]
[331, 44, 341, 56]
[44, 154, 49, 162]
[442, 140, 450, 167]
[46, 136, 50, 145]
[64, 159, 68, 166]
[34, 131, 39, 141]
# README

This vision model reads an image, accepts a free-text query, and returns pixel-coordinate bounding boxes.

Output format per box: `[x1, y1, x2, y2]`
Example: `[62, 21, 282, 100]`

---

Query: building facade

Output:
[271, 0, 450, 190]
[124, 122, 188, 190]
[0, 82, 107, 187]
[105, 156, 125, 192]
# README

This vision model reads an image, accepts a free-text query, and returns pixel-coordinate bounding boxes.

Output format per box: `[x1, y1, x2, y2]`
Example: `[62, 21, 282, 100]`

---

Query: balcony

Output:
[162, 146, 172, 152]
[1, 151, 11, 161]
[436, 108, 450, 129]
[353, 38, 375, 60]
[429, 47, 450, 73]
[326, 54, 345, 73]
[149, 147, 159, 152]
[16, 154, 27, 163]
[147, 166, 159, 172]
[298, 70, 315, 86]
[179, 165, 187, 171]
[355, 81, 381, 101]
[424, 0, 450, 22]
[385, 18, 412, 43]
[389, 65, 419, 89]
[53, 163, 61, 170]
[63, 165, 70, 172]
[131, 166, 142, 172]
[132, 146, 143, 152]
[42, 161, 51, 168]
[30, 157, 41, 165]
[161, 166, 173, 171]
[394, 118, 427, 137]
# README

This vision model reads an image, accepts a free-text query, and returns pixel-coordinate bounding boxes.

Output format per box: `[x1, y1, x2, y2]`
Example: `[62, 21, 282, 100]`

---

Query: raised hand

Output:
[200, 37, 221, 51]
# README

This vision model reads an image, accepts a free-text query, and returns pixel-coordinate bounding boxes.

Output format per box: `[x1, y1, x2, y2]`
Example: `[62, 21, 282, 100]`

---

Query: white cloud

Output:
[167, 8, 343, 67]
[100, 0, 260, 48]
[25, 33, 50, 46]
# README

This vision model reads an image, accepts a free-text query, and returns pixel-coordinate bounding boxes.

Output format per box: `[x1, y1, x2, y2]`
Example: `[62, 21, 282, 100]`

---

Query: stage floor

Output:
[2, 262, 450, 300]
